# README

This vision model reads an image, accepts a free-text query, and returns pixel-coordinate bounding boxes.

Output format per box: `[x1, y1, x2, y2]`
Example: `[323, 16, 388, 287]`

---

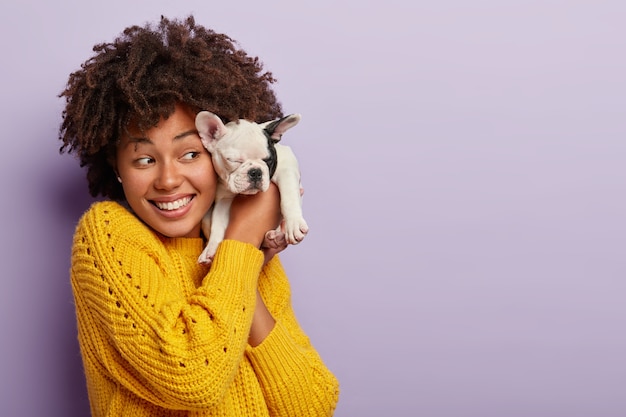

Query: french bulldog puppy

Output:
[195, 111, 308, 264]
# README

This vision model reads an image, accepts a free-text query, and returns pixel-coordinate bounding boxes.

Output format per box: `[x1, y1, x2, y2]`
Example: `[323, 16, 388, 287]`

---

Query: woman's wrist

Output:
[248, 291, 276, 347]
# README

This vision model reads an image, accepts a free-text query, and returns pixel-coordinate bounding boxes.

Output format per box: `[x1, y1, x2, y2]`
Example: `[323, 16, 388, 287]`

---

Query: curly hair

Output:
[59, 15, 283, 200]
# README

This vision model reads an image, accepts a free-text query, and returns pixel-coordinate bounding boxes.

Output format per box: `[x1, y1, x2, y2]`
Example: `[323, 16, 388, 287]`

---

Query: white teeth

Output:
[154, 197, 191, 211]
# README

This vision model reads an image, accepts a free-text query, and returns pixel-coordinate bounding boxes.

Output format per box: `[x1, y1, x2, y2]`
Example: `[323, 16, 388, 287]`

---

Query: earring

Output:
[117, 176, 122, 183]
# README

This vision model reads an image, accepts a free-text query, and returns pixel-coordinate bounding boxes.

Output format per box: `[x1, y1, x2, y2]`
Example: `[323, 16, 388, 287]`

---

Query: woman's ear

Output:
[112, 164, 122, 183]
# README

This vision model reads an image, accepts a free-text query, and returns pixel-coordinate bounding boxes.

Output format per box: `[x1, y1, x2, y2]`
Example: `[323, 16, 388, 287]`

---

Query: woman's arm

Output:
[226, 184, 340, 415]
[72, 200, 274, 410]
[226, 183, 282, 347]
[245, 257, 340, 417]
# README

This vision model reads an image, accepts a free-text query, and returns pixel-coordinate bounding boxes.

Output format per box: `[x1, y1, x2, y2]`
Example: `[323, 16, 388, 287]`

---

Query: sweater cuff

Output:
[245, 321, 308, 385]
[196, 239, 264, 302]
[210, 239, 264, 277]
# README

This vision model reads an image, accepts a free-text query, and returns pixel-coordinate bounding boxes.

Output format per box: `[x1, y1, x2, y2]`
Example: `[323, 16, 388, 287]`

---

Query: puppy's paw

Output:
[263, 229, 287, 250]
[197, 244, 217, 265]
[284, 217, 309, 245]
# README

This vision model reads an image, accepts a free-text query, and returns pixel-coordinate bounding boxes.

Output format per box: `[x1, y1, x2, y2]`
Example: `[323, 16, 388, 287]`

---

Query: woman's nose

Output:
[154, 161, 183, 190]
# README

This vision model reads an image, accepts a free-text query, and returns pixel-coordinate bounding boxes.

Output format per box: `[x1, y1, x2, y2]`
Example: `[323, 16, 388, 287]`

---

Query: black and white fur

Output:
[195, 111, 307, 264]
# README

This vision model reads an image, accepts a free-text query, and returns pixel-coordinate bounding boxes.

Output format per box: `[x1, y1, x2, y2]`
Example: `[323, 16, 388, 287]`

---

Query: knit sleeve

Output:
[245, 256, 340, 417]
[71, 202, 262, 410]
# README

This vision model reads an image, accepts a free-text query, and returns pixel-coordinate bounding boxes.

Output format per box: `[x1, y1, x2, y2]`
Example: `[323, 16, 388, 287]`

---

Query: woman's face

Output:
[116, 104, 217, 238]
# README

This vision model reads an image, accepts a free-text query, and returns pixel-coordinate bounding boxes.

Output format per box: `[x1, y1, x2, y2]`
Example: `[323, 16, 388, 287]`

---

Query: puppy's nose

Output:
[248, 168, 263, 183]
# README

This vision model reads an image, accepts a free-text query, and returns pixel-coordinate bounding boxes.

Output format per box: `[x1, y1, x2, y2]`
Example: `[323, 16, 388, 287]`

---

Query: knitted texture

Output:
[71, 201, 339, 416]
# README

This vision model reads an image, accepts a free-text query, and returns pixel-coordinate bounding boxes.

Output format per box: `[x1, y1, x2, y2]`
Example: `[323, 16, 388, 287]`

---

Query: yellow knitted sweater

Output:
[71, 201, 339, 416]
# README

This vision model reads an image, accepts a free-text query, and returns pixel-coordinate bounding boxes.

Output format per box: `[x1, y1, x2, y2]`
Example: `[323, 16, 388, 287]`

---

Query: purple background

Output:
[1, 1, 625, 416]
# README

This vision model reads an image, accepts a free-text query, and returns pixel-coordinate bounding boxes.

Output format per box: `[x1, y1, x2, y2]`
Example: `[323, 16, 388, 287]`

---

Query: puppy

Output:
[195, 111, 308, 264]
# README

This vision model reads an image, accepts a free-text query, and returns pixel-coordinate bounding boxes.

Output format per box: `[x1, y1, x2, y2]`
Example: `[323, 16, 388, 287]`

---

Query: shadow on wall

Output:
[49, 162, 101, 223]
[43, 160, 97, 416]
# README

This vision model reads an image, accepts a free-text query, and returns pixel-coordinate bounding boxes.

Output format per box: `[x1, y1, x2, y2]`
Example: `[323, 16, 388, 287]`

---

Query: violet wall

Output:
[1, 1, 625, 416]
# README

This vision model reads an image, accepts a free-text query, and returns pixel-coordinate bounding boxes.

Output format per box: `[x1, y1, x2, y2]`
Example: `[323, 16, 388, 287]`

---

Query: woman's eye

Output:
[136, 157, 154, 166]
[182, 151, 201, 160]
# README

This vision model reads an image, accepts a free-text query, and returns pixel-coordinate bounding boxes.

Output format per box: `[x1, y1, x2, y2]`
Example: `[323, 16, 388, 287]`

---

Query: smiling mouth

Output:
[152, 196, 193, 211]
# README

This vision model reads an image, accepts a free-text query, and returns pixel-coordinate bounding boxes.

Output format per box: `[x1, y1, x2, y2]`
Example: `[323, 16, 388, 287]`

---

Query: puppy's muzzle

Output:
[248, 167, 263, 185]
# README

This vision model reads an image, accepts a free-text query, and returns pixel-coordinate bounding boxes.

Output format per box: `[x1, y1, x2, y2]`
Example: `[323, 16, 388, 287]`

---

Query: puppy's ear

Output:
[195, 111, 227, 150]
[261, 113, 301, 142]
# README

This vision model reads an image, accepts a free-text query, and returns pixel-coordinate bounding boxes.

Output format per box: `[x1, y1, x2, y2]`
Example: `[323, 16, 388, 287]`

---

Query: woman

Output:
[59, 15, 339, 417]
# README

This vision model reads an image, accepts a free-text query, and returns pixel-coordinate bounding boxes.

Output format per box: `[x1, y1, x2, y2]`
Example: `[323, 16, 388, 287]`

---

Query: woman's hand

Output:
[225, 182, 282, 248]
